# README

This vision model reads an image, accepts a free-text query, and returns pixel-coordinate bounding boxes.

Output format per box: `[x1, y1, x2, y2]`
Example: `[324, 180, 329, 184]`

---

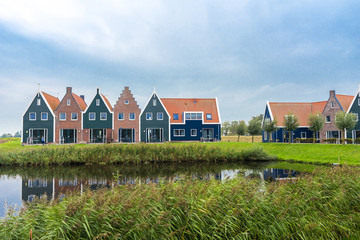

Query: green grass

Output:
[2, 166, 360, 239]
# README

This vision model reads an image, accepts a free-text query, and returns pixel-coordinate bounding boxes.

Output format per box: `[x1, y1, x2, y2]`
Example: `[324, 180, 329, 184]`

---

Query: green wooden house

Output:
[82, 88, 113, 143]
[22, 91, 60, 144]
[140, 91, 170, 142]
[346, 89, 360, 140]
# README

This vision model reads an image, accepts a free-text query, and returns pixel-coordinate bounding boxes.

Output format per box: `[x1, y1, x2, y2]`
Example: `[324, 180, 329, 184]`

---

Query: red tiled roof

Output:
[41, 91, 60, 112]
[336, 94, 353, 112]
[72, 93, 87, 111]
[101, 94, 113, 111]
[269, 101, 327, 127]
[161, 98, 220, 124]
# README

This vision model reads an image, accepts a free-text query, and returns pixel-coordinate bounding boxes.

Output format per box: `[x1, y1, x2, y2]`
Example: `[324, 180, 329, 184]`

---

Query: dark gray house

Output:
[140, 91, 170, 142]
[82, 88, 113, 143]
[22, 91, 60, 144]
[347, 89, 360, 140]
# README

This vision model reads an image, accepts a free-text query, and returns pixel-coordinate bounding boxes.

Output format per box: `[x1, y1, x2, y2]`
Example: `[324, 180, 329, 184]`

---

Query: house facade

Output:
[82, 88, 113, 143]
[346, 90, 360, 140]
[113, 86, 141, 143]
[54, 87, 87, 144]
[140, 91, 170, 142]
[161, 98, 221, 141]
[22, 91, 60, 144]
[320, 90, 353, 142]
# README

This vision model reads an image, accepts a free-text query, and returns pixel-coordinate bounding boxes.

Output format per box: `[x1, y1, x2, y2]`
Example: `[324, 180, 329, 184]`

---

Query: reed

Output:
[0, 144, 276, 166]
[1, 166, 360, 239]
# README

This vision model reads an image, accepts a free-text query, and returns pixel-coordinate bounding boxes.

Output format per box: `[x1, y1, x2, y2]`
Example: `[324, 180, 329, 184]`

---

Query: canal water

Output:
[0, 161, 317, 217]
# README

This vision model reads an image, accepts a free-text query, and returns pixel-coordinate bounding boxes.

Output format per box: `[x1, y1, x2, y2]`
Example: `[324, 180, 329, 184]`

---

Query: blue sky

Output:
[0, 0, 360, 134]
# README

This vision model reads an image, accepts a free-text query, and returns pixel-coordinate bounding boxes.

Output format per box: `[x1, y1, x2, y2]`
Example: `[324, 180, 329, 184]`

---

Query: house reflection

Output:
[22, 178, 53, 202]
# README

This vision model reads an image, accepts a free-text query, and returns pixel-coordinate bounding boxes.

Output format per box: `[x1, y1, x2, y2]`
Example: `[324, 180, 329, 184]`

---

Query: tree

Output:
[283, 113, 299, 144]
[247, 116, 262, 143]
[236, 121, 247, 142]
[229, 121, 239, 135]
[14, 131, 21, 138]
[1, 133, 13, 138]
[221, 121, 230, 136]
[307, 114, 324, 143]
[335, 111, 357, 145]
[263, 120, 277, 142]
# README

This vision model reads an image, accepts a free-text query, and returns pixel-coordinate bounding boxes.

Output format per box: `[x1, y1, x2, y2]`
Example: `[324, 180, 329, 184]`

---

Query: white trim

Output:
[146, 112, 153, 120]
[118, 113, 124, 120]
[346, 89, 359, 114]
[300, 132, 306, 139]
[157, 112, 164, 120]
[266, 101, 274, 121]
[67, 99, 71, 106]
[215, 97, 222, 124]
[71, 113, 78, 121]
[191, 129, 197, 137]
[173, 129, 185, 137]
[41, 112, 48, 121]
[96, 99, 100, 106]
[59, 113, 66, 121]
[129, 112, 136, 121]
[100, 112, 107, 121]
[29, 112, 36, 121]
[89, 112, 96, 121]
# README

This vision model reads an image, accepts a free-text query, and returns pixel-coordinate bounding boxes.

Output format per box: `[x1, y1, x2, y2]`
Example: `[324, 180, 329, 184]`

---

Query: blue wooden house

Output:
[139, 91, 170, 142]
[161, 98, 221, 141]
[22, 91, 60, 144]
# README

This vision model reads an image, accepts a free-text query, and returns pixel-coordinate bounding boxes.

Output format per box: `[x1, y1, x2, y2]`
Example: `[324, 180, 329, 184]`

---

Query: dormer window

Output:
[37, 99, 41, 106]
[67, 99, 71, 106]
[124, 100, 129, 104]
[206, 113, 212, 120]
[173, 113, 179, 120]
[96, 99, 100, 106]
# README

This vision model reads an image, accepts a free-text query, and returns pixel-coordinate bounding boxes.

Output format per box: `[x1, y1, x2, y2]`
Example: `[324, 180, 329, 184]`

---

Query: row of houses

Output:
[262, 89, 360, 142]
[22, 86, 221, 144]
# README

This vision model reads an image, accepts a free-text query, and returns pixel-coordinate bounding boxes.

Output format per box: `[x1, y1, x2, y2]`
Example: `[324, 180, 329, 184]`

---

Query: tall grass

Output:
[1, 166, 360, 239]
[0, 144, 276, 166]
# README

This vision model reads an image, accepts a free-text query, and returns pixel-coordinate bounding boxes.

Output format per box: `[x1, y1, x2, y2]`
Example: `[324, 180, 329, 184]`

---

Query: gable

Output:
[140, 92, 170, 117]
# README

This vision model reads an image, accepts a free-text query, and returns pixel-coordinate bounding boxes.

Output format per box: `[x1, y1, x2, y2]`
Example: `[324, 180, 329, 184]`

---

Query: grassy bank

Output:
[0, 143, 275, 166]
[1, 166, 360, 239]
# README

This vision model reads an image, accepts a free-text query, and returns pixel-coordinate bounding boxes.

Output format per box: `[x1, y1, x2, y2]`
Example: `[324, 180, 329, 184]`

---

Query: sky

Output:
[0, 0, 360, 134]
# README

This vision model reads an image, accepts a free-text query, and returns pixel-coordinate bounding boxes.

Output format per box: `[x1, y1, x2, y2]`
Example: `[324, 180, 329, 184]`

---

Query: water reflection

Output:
[1, 161, 306, 217]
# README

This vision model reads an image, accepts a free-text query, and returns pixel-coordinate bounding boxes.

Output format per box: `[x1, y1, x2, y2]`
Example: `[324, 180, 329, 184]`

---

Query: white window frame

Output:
[100, 112, 107, 121]
[129, 113, 135, 120]
[153, 99, 157, 106]
[41, 112, 48, 121]
[67, 99, 71, 106]
[29, 112, 36, 121]
[89, 112, 96, 121]
[185, 112, 202, 120]
[146, 112, 153, 120]
[118, 113, 124, 120]
[37, 99, 41, 106]
[59, 113, 66, 121]
[124, 100, 129, 105]
[206, 113, 212, 120]
[301, 132, 306, 139]
[71, 113, 78, 121]
[174, 129, 185, 137]
[96, 99, 100, 106]
[191, 129, 197, 137]
[358, 98, 360, 106]
[157, 112, 163, 120]
[353, 113, 359, 122]
[325, 116, 331, 123]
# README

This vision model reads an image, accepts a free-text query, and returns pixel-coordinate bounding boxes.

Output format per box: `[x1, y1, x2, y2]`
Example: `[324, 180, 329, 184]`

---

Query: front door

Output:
[146, 128, 163, 142]
[119, 129, 134, 142]
[60, 129, 77, 144]
[202, 128, 214, 141]
[90, 129, 107, 143]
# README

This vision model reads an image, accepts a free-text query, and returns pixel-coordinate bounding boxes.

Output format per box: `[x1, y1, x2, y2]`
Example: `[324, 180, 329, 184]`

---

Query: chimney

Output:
[97, 88, 100, 94]
[80, 95, 85, 101]
[66, 87, 72, 94]
[125, 86, 129, 91]
[330, 90, 335, 97]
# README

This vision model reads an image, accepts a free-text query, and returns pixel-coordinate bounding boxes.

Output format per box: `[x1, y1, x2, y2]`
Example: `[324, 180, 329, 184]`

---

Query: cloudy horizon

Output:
[1, 0, 360, 135]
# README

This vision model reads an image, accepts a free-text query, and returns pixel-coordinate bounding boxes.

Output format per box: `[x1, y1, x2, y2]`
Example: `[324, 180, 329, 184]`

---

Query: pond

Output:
[0, 161, 319, 217]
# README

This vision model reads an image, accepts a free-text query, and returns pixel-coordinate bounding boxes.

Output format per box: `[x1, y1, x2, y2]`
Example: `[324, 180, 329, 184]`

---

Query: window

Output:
[354, 113, 359, 122]
[67, 99, 71, 106]
[59, 113, 66, 121]
[185, 113, 202, 120]
[41, 112, 48, 121]
[331, 101, 334, 108]
[146, 112, 153, 120]
[118, 113, 124, 120]
[173, 113, 179, 120]
[326, 116, 331, 123]
[174, 129, 185, 136]
[265, 118, 270, 124]
[301, 132, 306, 139]
[153, 99, 157, 106]
[124, 100, 129, 104]
[71, 113, 78, 120]
[129, 113, 135, 120]
[100, 112, 107, 120]
[358, 99, 360, 106]
[191, 129, 197, 136]
[37, 99, 41, 106]
[29, 112, 36, 120]
[206, 113, 212, 120]
[157, 112, 163, 120]
[89, 112, 96, 120]
[96, 99, 100, 106]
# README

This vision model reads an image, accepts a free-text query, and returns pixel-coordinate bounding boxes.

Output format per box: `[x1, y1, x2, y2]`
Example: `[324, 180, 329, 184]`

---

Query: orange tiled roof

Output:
[72, 93, 87, 111]
[336, 94, 353, 112]
[269, 101, 327, 127]
[101, 94, 113, 111]
[161, 98, 220, 124]
[41, 91, 60, 112]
